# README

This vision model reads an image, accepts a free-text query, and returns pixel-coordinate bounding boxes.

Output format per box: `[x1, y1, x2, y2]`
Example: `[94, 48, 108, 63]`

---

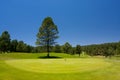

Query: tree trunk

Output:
[79, 53, 80, 56]
[47, 52, 49, 57]
[47, 40, 50, 57]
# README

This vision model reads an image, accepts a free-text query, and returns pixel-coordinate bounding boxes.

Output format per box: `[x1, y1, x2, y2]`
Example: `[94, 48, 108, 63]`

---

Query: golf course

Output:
[1, 0, 120, 80]
[0, 53, 120, 80]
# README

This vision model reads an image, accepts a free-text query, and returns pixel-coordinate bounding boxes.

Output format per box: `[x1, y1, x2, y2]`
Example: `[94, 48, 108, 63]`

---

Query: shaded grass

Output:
[38, 56, 62, 59]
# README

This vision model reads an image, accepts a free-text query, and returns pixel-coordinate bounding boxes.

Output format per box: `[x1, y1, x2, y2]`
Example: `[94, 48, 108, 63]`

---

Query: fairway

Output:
[0, 53, 120, 80]
[5, 58, 111, 73]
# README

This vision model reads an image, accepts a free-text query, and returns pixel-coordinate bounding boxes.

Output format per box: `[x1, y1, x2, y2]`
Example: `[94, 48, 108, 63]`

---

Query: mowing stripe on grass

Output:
[5, 58, 111, 73]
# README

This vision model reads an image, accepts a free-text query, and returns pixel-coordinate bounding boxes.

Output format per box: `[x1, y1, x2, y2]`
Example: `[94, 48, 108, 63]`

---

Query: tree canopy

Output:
[62, 42, 72, 54]
[76, 45, 82, 56]
[0, 31, 11, 53]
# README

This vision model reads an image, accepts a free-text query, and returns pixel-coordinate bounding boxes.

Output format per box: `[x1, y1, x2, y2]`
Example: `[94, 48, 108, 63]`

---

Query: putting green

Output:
[5, 58, 111, 73]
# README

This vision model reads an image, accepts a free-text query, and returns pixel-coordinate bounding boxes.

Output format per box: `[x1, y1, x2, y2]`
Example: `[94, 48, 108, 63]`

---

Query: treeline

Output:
[0, 31, 33, 53]
[0, 31, 120, 57]
[0, 31, 82, 54]
[82, 42, 120, 57]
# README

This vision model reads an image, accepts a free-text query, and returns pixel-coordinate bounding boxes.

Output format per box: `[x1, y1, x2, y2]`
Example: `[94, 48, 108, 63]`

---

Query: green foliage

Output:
[82, 42, 120, 57]
[16, 41, 25, 52]
[54, 44, 61, 53]
[0, 31, 33, 53]
[116, 42, 120, 55]
[108, 47, 114, 57]
[0, 31, 11, 53]
[71, 47, 76, 55]
[76, 45, 82, 56]
[0, 30, 120, 58]
[16, 41, 32, 53]
[36, 17, 59, 57]
[10, 39, 18, 52]
[62, 42, 72, 54]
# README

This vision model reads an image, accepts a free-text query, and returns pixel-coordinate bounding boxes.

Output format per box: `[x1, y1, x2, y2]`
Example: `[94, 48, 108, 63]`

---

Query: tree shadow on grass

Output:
[38, 56, 62, 59]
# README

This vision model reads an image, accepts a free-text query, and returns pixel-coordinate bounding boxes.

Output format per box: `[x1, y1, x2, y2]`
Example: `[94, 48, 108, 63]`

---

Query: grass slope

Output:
[0, 53, 120, 80]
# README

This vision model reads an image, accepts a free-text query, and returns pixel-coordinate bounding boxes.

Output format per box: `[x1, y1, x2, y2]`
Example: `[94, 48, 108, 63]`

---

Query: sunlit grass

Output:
[5, 58, 111, 73]
[0, 53, 120, 80]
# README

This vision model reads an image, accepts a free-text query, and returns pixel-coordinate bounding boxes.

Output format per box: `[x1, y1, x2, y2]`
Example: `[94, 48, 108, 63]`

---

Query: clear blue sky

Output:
[0, 0, 120, 46]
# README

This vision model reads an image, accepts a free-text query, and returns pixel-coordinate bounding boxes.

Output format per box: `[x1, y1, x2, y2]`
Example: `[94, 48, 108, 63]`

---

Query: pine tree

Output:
[0, 31, 11, 53]
[36, 17, 59, 57]
[76, 45, 82, 56]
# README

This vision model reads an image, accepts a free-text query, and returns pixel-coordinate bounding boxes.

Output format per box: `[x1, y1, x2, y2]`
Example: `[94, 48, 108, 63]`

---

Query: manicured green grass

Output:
[0, 53, 120, 80]
[0, 52, 81, 59]
[5, 58, 111, 73]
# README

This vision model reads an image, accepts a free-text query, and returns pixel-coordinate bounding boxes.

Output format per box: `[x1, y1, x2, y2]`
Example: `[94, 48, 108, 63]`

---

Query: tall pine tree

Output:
[0, 31, 11, 53]
[36, 17, 59, 57]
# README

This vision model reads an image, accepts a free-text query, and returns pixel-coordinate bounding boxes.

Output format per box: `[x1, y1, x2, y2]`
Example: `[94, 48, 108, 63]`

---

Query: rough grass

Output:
[0, 53, 120, 80]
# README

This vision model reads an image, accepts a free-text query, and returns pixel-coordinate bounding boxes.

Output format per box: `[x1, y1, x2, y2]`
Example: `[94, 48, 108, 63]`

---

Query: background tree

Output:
[54, 44, 61, 53]
[62, 42, 72, 54]
[16, 41, 25, 52]
[71, 47, 76, 55]
[116, 42, 120, 55]
[0, 36, 2, 53]
[0, 31, 11, 53]
[36, 17, 59, 57]
[76, 45, 82, 56]
[26, 45, 33, 53]
[108, 47, 114, 58]
[10, 39, 18, 52]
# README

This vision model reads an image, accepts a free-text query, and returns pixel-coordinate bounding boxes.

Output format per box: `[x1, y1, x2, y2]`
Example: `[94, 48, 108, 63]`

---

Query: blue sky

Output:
[0, 0, 120, 46]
